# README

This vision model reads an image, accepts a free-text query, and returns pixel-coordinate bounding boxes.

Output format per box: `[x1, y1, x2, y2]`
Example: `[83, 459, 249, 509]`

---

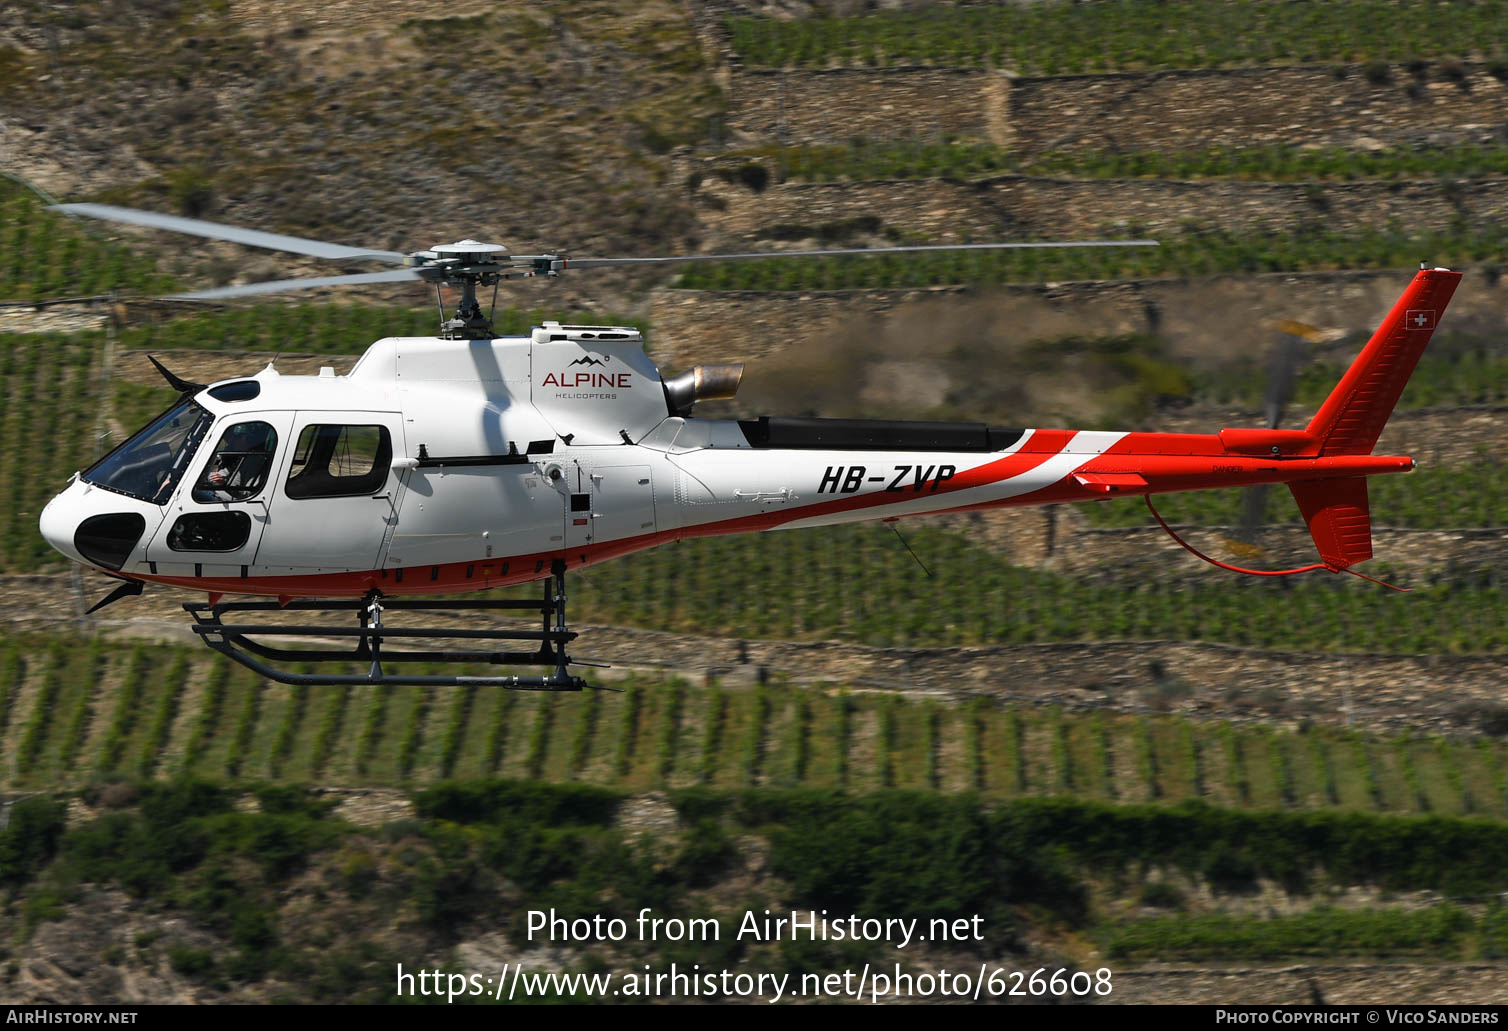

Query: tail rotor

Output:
[1230, 319, 1331, 552]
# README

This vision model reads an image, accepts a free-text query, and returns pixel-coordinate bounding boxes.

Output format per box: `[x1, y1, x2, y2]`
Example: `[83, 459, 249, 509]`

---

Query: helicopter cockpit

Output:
[82, 398, 215, 504]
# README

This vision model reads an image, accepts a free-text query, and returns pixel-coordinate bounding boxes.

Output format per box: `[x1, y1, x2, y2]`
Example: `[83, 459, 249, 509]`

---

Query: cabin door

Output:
[254, 412, 407, 572]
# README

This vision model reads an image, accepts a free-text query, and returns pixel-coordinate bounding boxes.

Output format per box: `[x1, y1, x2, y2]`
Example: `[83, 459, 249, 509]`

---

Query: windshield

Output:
[83, 399, 214, 504]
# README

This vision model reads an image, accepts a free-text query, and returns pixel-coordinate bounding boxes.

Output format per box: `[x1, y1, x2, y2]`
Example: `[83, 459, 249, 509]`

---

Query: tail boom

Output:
[1061, 445, 1412, 499]
[1039, 268, 1460, 574]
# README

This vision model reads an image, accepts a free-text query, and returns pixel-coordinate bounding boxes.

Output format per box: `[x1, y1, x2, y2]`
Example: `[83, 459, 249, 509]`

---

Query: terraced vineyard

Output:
[1202, 336, 1508, 412]
[553, 525, 1506, 653]
[0, 4, 1505, 789]
[752, 140, 1508, 184]
[0, 333, 106, 571]
[4, 632, 1507, 812]
[0, 179, 174, 301]
[726, 0, 1508, 72]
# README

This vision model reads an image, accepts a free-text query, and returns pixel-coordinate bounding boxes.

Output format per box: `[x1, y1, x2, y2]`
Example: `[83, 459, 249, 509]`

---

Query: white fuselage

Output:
[40, 324, 1123, 597]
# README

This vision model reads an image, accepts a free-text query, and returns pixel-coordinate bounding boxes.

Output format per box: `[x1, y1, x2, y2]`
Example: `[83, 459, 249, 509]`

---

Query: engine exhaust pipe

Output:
[662, 363, 744, 416]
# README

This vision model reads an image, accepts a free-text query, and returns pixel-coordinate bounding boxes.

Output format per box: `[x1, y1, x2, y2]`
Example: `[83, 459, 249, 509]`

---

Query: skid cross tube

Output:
[184, 562, 593, 689]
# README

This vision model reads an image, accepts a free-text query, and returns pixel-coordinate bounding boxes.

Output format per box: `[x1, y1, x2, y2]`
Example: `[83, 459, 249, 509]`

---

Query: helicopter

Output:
[36, 204, 1459, 690]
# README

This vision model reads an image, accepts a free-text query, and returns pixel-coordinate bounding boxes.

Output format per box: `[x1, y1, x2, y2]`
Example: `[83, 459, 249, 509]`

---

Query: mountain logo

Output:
[568, 355, 608, 367]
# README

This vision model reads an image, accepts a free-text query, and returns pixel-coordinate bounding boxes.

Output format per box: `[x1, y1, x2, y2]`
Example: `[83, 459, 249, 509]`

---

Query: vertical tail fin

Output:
[1305, 267, 1462, 456]
[1289, 267, 1460, 571]
[1288, 476, 1371, 569]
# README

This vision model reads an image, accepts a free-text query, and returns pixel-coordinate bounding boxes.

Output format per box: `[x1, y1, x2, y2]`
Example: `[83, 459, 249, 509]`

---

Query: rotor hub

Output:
[431, 240, 508, 257]
[404, 242, 520, 338]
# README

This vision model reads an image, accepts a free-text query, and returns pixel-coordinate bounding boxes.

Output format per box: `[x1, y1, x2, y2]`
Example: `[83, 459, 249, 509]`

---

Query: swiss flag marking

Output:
[1406, 309, 1436, 330]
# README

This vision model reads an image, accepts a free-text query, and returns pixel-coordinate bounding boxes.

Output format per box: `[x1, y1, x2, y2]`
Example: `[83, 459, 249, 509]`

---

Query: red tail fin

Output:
[1288, 476, 1371, 569]
[1305, 267, 1462, 456]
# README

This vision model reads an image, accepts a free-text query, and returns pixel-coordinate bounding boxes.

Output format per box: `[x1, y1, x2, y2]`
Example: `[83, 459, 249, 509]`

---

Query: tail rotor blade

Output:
[1242, 322, 1319, 545]
[1261, 319, 1329, 429]
[1264, 333, 1307, 429]
[1237, 483, 1271, 546]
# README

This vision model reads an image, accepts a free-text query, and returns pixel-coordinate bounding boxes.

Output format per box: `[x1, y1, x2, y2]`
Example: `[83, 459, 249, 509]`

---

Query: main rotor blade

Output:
[166, 268, 421, 301]
[557, 239, 1159, 269]
[51, 204, 409, 263]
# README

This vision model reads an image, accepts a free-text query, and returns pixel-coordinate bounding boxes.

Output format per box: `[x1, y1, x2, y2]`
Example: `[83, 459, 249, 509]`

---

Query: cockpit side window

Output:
[82, 399, 213, 504]
[285, 424, 391, 499]
[192, 421, 279, 503]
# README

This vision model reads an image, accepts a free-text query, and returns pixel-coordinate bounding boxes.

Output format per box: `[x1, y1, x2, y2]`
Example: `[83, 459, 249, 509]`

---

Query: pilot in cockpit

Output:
[194, 422, 277, 503]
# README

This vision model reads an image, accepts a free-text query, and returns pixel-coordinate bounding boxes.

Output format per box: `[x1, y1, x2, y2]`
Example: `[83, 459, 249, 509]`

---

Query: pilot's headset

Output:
[223, 422, 261, 453]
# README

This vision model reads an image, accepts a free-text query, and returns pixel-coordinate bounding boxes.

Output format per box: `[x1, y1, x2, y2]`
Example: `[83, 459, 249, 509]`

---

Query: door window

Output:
[193, 421, 279, 503]
[167, 511, 252, 552]
[285, 424, 392, 499]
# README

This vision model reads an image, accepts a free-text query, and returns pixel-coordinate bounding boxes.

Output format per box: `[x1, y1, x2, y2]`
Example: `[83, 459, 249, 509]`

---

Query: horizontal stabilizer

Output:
[1288, 477, 1372, 569]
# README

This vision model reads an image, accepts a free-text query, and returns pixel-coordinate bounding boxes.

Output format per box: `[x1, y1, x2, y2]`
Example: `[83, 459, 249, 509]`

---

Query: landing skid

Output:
[184, 560, 597, 690]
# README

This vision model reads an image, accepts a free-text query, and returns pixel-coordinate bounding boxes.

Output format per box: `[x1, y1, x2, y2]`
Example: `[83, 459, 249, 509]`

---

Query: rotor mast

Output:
[409, 240, 515, 339]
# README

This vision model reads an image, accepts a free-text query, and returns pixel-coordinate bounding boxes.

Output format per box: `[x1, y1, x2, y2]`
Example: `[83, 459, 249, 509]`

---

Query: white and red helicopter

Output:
[38, 205, 1457, 689]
